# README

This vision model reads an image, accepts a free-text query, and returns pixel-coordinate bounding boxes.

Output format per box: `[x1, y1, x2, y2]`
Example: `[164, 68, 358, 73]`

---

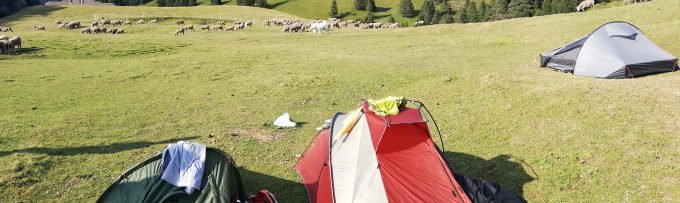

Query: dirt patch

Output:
[230, 129, 284, 143]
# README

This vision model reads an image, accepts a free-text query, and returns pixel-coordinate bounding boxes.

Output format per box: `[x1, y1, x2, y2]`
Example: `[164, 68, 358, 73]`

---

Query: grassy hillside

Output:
[1, 0, 679, 202]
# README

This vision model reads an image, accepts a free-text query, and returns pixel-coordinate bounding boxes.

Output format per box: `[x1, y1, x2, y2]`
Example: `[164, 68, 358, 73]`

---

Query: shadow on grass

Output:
[0, 6, 65, 25]
[337, 12, 353, 19]
[0, 136, 199, 157]
[268, 0, 291, 9]
[374, 6, 391, 12]
[444, 152, 536, 196]
[239, 168, 307, 202]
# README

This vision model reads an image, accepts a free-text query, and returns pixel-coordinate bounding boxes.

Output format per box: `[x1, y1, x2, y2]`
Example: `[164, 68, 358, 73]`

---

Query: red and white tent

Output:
[295, 100, 472, 203]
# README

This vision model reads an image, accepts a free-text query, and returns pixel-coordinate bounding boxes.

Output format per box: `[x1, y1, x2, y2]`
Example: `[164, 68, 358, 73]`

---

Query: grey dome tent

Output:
[97, 148, 246, 203]
[540, 21, 678, 78]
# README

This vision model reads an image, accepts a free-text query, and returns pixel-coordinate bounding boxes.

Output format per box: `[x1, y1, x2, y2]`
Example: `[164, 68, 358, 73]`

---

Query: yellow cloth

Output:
[337, 107, 362, 138]
[367, 96, 406, 116]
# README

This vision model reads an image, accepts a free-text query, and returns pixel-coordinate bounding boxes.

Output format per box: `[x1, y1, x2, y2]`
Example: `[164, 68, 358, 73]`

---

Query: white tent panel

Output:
[330, 115, 388, 203]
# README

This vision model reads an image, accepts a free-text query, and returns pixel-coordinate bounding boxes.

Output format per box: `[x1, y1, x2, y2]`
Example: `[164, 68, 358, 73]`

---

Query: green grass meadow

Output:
[1, 0, 680, 202]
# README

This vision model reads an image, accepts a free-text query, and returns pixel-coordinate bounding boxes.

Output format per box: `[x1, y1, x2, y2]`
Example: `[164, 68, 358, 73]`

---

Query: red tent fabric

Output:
[295, 102, 471, 203]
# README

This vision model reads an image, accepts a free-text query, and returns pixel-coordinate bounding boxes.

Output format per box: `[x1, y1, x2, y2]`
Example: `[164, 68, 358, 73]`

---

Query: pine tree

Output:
[388, 16, 396, 23]
[367, 0, 376, 12]
[399, 0, 416, 17]
[507, 0, 533, 18]
[541, 0, 552, 15]
[478, 1, 489, 22]
[364, 11, 375, 23]
[490, 0, 509, 20]
[465, 1, 478, 22]
[419, 0, 436, 24]
[354, 0, 367, 10]
[329, 0, 339, 18]
[436, 1, 451, 24]
[255, 0, 267, 7]
[245, 0, 255, 6]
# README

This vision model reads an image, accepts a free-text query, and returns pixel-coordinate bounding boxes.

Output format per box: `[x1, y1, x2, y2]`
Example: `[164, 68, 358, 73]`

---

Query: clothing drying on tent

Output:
[98, 145, 277, 203]
[295, 98, 527, 203]
[540, 21, 678, 78]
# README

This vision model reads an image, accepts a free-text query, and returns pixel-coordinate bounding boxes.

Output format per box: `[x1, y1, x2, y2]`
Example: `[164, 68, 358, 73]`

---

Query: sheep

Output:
[415, 21, 425, 27]
[99, 27, 107, 33]
[388, 23, 399, 28]
[234, 20, 243, 25]
[281, 25, 291, 33]
[149, 19, 158, 24]
[212, 25, 224, 31]
[8, 36, 21, 51]
[331, 20, 340, 28]
[200, 25, 210, 30]
[225, 26, 235, 31]
[33, 25, 46, 31]
[310, 21, 330, 34]
[0, 26, 14, 32]
[173, 27, 185, 36]
[0, 35, 7, 40]
[0, 40, 8, 54]
[81, 28, 92, 34]
[115, 29, 124, 34]
[110, 20, 122, 26]
[100, 19, 111, 26]
[576, 0, 595, 11]
[106, 28, 115, 34]
[623, 0, 635, 5]
[91, 21, 98, 27]
[359, 23, 370, 29]
[381, 23, 390, 28]
[245, 21, 253, 27]
[216, 21, 226, 25]
[137, 19, 145, 24]
[184, 25, 195, 31]
[339, 21, 348, 27]
[175, 20, 185, 25]
[123, 21, 132, 25]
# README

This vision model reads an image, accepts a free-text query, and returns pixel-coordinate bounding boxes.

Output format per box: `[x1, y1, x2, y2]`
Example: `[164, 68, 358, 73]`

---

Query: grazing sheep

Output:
[234, 20, 243, 25]
[137, 19, 145, 24]
[81, 28, 91, 34]
[33, 25, 46, 31]
[110, 20, 122, 26]
[106, 29, 115, 34]
[388, 23, 399, 28]
[100, 19, 111, 26]
[184, 25, 195, 31]
[415, 21, 425, 27]
[0, 40, 9, 54]
[359, 23, 370, 29]
[123, 21, 132, 25]
[149, 19, 158, 24]
[115, 29, 124, 34]
[216, 21, 226, 25]
[173, 27, 185, 36]
[310, 21, 330, 34]
[225, 26, 235, 31]
[200, 25, 210, 30]
[576, 0, 595, 11]
[245, 21, 253, 27]
[91, 21, 98, 27]
[175, 20, 185, 25]
[0, 26, 14, 32]
[381, 23, 390, 28]
[212, 25, 224, 31]
[8, 36, 21, 51]
[54, 21, 63, 25]
[339, 21, 348, 27]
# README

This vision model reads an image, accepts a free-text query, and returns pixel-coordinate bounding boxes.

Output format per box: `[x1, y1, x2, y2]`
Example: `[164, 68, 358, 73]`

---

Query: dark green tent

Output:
[97, 148, 246, 203]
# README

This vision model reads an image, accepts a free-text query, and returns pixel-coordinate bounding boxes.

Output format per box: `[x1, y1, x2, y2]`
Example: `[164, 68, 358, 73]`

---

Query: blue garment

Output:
[161, 141, 206, 194]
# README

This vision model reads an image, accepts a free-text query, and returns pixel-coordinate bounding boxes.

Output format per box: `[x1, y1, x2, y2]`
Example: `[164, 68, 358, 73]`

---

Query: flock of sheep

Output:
[0, 35, 21, 55]
[174, 20, 253, 35]
[264, 17, 405, 34]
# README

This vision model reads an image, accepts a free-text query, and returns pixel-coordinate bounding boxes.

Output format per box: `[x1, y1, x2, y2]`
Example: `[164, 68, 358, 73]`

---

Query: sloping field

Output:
[1, 1, 679, 202]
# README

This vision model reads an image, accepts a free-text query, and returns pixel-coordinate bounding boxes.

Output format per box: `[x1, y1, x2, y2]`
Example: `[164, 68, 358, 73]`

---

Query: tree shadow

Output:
[373, 14, 392, 20]
[239, 168, 307, 202]
[337, 12, 353, 19]
[267, 0, 291, 9]
[0, 136, 200, 157]
[374, 6, 391, 12]
[0, 6, 65, 25]
[443, 152, 536, 196]
[13, 46, 43, 54]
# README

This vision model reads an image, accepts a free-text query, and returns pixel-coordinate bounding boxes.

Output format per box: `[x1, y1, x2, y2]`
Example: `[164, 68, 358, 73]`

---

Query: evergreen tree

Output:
[236, 0, 246, 5]
[465, 0, 478, 22]
[388, 16, 396, 23]
[435, 1, 452, 24]
[399, 0, 416, 17]
[540, 0, 552, 14]
[507, 0, 534, 18]
[366, 0, 376, 12]
[245, 0, 255, 6]
[478, 1, 489, 22]
[419, 0, 436, 24]
[255, 0, 267, 7]
[490, 0, 509, 20]
[355, 0, 367, 10]
[329, 0, 339, 18]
